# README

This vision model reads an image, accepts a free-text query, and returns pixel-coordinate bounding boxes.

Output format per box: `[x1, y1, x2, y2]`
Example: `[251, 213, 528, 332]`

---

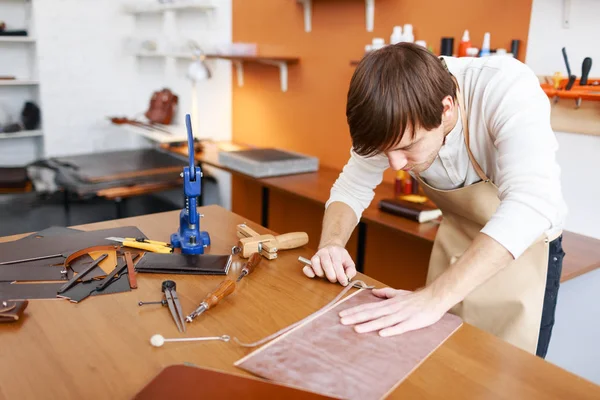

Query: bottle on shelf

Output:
[457, 29, 471, 57]
[403, 24, 414, 43]
[390, 26, 403, 45]
[480, 32, 491, 57]
[394, 170, 406, 197]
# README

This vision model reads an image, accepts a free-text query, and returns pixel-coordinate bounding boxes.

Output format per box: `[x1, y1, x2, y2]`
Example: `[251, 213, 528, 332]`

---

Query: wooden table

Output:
[165, 141, 600, 290]
[1, 205, 598, 399]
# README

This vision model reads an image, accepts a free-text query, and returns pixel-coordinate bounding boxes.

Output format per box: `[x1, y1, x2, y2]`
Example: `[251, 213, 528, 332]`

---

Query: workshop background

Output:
[1, 0, 599, 387]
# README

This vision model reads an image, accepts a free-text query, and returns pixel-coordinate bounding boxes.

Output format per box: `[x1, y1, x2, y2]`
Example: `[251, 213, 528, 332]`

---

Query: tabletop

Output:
[1, 205, 598, 399]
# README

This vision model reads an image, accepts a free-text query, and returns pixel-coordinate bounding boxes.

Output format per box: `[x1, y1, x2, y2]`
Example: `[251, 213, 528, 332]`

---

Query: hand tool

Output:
[580, 57, 592, 86]
[232, 223, 308, 259]
[185, 278, 236, 323]
[105, 237, 173, 253]
[562, 47, 577, 91]
[170, 113, 211, 254]
[139, 280, 187, 333]
[297, 256, 375, 289]
[57, 254, 108, 294]
[236, 252, 262, 282]
[150, 334, 230, 347]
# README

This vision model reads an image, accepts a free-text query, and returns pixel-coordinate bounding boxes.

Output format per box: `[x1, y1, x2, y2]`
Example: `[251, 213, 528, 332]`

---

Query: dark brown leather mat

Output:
[0, 265, 67, 282]
[0, 167, 30, 188]
[18, 227, 82, 241]
[50, 149, 186, 183]
[0, 282, 63, 301]
[0, 226, 146, 265]
[59, 269, 131, 303]
[133, 365, 335, 400]
[135, 253, 231, 275]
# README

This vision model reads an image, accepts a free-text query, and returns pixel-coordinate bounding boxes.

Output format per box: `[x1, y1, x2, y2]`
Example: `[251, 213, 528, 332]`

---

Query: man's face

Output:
[384, 123, 445, 174]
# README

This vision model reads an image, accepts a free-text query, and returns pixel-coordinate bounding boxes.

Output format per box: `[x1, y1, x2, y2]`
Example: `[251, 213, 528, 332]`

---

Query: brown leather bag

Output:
[145, 88, 178, 125]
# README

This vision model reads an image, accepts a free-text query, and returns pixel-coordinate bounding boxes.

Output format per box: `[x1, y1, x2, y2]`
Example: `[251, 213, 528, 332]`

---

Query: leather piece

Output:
[0, 282, 63, 300]
[58, 269, 131, 303]
[133, 365, 335, 400]
[124, 251, 137, 289]
[50, 149, 186, 183]
[18, 227, 82, 241]
[235, 289, 463, 400]
[0, 167, 29, 187]
[0, 265, 67, 282]
[134, 253, 231, 275]
[0, 300, 28, 322]
[0, 226, 146, 264]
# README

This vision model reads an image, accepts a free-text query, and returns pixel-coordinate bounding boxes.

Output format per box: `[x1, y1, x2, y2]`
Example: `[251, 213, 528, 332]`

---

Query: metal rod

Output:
[0, 254, 62, 266]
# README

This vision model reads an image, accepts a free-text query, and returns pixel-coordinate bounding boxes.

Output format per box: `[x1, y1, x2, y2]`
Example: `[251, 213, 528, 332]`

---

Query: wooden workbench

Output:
[165, 141, 600, 290]
[1, 205, 598, 399]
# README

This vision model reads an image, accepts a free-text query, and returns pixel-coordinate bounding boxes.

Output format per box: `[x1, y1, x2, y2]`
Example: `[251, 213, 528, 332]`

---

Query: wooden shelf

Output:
[123, 0, 215, 14]
[0, 129, 42, 140]
[0, 36, 35, 43]
[205, 54, 300, 92]
[0, 80, 38, 86]
[296, 0, 375, 32]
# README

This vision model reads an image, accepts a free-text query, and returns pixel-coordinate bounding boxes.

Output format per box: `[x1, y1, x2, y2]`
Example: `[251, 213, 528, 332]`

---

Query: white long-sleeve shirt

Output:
[326, 55, 567, 259]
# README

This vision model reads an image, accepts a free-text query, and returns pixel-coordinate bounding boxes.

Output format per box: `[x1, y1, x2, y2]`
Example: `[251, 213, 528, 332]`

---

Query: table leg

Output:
[261, 186, 270, 228]
[115, 197, 126, 219]
[356, 222, 366, 273]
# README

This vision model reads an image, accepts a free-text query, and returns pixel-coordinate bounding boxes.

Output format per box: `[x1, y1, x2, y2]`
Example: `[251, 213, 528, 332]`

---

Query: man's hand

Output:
[303, 245, 357, 286]
[338, 287, 449, 336]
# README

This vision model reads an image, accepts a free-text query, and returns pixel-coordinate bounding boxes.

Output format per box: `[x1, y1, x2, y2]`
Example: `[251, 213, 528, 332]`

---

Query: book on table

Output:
[378, 195, 442, 223]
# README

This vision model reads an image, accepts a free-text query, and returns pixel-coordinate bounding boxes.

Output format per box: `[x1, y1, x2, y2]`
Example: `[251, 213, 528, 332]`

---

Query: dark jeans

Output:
[536, 234, 565, 358]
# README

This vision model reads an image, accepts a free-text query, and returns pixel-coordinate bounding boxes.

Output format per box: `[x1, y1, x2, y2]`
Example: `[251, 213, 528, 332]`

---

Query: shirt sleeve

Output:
[480, 60, 567, 259]
[325, 148, 389, 223]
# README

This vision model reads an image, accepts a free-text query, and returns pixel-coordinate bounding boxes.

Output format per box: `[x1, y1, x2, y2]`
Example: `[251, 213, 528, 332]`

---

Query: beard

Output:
[404, 141, 443, 173]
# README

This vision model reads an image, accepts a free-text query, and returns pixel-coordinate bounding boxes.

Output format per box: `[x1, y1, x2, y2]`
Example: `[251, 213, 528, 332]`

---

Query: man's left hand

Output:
[338, 287, 450, 337]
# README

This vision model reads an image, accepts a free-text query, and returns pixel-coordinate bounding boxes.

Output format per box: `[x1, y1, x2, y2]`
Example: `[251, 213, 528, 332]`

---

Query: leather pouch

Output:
[0, 300, 28, 322]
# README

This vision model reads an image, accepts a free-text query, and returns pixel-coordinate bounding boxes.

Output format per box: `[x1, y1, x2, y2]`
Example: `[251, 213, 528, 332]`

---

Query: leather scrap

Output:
[0, 265, 67, 282]
[124, 251, 137, 289]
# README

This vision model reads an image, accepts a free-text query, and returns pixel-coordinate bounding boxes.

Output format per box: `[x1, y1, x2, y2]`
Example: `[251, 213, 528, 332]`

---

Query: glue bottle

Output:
[390, 26, 403, 45]
[458, 30, 471, 57]
[480, 32, 491, 57]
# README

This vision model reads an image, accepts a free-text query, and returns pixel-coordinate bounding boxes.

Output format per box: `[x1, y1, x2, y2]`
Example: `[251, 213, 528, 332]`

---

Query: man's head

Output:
[346, 43, 458, 173]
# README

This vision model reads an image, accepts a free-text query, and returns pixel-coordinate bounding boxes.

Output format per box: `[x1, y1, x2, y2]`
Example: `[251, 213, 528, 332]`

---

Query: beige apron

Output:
[416, 85, 559, 354]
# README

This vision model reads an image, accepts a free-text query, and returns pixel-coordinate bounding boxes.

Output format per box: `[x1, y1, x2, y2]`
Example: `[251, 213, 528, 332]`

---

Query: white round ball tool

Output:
[150, 334, 165, 347]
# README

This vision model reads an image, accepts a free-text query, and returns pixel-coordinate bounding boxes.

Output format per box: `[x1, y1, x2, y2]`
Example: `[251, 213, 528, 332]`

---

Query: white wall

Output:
[526, 0, 600, 385]
[526, 0, 600, 240]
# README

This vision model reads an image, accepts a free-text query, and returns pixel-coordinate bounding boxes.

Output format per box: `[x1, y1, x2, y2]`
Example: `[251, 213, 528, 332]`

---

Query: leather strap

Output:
[453, 77, 489, 182]
[0, 300, 28, 322]
[124, 251, 137, 289]
[63, 245, 120, 268]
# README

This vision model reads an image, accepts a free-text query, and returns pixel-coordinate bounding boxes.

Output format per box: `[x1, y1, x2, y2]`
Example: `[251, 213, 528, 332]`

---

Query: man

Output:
[303, 42, 567, 358]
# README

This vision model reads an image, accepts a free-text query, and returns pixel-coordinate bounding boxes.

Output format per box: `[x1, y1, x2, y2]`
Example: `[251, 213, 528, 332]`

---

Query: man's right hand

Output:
[303, 245, 357, 286]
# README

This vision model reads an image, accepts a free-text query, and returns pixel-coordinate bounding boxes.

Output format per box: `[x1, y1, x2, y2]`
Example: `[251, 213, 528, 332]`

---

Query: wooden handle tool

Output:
[186, 279, 236, 323]
[262, 232, 309, 253]
[236, 253, 262, 282]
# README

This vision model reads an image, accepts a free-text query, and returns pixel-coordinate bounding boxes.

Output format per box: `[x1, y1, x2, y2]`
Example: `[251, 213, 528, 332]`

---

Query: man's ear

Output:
[441, 95, 455, 123]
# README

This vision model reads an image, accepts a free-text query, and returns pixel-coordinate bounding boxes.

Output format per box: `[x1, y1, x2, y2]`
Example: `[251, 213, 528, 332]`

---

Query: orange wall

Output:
[232, 0, 533, 179]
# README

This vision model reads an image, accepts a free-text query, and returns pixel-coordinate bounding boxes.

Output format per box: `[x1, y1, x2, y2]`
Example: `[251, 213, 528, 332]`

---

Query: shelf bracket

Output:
[297, 0, 312, 32]
[258, 60, 289, 92]
[233, 60, 244, 87]
[366, 0, 374, 32]
[563, 0, 571, 28]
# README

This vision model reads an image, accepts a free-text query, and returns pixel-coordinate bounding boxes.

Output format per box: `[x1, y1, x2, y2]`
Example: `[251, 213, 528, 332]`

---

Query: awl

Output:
[236, 252, 262, 282]
[185, 279, 236, 323]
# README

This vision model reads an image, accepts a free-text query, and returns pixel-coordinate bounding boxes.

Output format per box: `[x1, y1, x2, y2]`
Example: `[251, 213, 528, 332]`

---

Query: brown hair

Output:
[346, 42, 457, 157]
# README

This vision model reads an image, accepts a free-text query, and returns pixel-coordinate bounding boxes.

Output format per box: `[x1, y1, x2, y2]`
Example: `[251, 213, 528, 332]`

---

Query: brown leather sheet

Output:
[133, 365, 335, 400]
[134, 253, 231, 275]
[0, 265, 67, 282]
[51, 149, 186, 183]
[0, 226, 146, 265]
[235, 289, 463, 400]
[18, 226, 82, 241]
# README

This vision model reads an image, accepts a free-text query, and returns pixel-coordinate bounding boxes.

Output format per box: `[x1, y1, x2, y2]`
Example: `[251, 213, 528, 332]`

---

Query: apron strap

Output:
[454, 77, 490, 182]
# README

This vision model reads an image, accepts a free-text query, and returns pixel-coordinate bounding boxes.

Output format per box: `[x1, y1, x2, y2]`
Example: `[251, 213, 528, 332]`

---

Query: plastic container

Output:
[457, 30, 471, 57]
[480, 32, 491, 57]
[372, 38, 385, 50]
[403, 24, 414, 43]
[390, 26, 403, 45]
[415, 40, 427, 47]
[466, 47, 479, 57]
